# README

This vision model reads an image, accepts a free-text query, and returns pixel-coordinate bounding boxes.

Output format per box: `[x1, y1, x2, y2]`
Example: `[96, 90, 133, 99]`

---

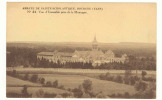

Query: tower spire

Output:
[94, 34, 96, 41]
[92, 34, 98, 51]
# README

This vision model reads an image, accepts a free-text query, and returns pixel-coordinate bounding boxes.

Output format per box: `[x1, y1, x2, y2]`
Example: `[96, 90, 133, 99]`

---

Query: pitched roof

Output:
[105, 50, 114, 55]
[56, 52, 73, 57]
[37, 52, 73, 57]
[75, 50, 104, 58]
[37, 52, 53, 56]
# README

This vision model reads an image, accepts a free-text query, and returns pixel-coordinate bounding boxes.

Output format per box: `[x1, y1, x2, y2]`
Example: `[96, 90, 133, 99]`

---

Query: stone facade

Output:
[37, 35, 128, 66]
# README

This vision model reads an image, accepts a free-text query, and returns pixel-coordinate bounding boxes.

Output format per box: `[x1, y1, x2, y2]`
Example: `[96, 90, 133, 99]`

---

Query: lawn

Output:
[38, 74, 137, 95]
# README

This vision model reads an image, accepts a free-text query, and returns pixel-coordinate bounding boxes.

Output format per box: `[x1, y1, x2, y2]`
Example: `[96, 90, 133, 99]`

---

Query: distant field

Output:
[7, 76, 41, 87]
[38, 74, 137, 95]
[7, 67, 156, 75]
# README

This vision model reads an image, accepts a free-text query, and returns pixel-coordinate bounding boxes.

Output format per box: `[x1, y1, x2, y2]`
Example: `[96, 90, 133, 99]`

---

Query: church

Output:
[37, 35, 128, 66]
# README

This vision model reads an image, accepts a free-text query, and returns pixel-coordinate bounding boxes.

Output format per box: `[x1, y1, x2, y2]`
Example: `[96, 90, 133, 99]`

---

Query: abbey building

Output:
[37, 35, 128, 66]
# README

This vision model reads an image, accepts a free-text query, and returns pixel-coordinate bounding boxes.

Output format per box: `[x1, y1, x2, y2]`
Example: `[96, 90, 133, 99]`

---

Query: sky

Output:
[7, 3, 156, 43]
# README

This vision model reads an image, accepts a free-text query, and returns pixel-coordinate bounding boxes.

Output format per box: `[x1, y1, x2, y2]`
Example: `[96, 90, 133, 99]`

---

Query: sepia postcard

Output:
[6, 2, 156, 98]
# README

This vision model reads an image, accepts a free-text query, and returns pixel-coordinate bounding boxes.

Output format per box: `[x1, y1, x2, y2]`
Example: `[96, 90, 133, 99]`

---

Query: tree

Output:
[21, 85, 31, 97]
[129, 76, 139, 85]
[124, 70, 132, 84]
[36, 89, 44, 98]
[144, 88, 156, 99]
[24, 73, 29, 80]
[125, 70, 132, 78]
[22, 85, 28, 94]
[61, 93, 70, 98]
[105, 72, 110, 77]
[46, 81, 52, 87]
[72, 85, 83, 98]
[99, 74, 106, 80]
[135, 80, 148, 91]
[73, 88, 83, 98]
[43, 92, 57, 98]
[53, 80, 58, 88]
[58, 85, 65, 90]
[12, 70, 17, 77]
[115, 75, 123, 83]
[141, 71, 147, 79]
[96, 91, 106, 98]
[82, 79, 93, 93]
[30, 74, 38, 82]
[40, 78, 45, 84]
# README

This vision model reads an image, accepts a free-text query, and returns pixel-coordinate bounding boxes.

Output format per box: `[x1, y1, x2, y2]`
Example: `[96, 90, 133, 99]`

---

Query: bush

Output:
[133, 91, 145, 98]
[123, 77, 129, 84]
[21, 85, 32, 97]
[105, 72, 110, 77]
[30, 74, 38, 82]
[13, 70, 17, 75]
[58, 85, 65, 90]
[67, 88, 71, 91]
[44, 92, 57, 98]
[133, 88, 156, 99]
[99, 74, 106, 80]
[96, 91, 105, 98]
[135, 80, 148, 91]
[82, 79, 93, 93]
[99, 73, 115, 81]
[144, 88, 156, 99]
[125, 70, 132, 78]
[24, 73, 29, 80]
[12, 70, 17, 77]
[21, 85, 28, 94]
[107, 76, 114, 81]
[53, 80, 58, 88]
[109, 93, 116, 97]
[143, 77, 155, 82]
[129, 76, 140, 85]
[36, 89, 44, 98]
[46, 81, 52, 87]
[114, 75, 123, 83]
[81, 92, 91, 98]
[124, 92, 130, 98]
[117, 93, 122, 97]
[72, 88, 83, 98]
[61, 92, 70, 98]
[40, 78, 45, 84]
[142, 71, 147, 79]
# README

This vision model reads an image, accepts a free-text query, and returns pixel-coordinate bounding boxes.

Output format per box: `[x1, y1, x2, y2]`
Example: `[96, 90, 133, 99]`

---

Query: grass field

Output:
[7, 87, 69, 97]
[7, 68, 156, 97]
[7, 76, 41, 87]
[7, 75, 69, 97]
[7, 67, 156, 74]
[38, 74, 137, 95]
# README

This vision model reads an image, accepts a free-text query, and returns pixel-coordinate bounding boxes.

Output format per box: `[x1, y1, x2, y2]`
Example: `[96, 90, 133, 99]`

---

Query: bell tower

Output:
[92, 34, 98, 51]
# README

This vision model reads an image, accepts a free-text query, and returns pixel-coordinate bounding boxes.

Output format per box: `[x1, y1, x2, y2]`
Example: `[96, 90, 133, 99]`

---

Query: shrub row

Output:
[99, 72, 140, 85]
